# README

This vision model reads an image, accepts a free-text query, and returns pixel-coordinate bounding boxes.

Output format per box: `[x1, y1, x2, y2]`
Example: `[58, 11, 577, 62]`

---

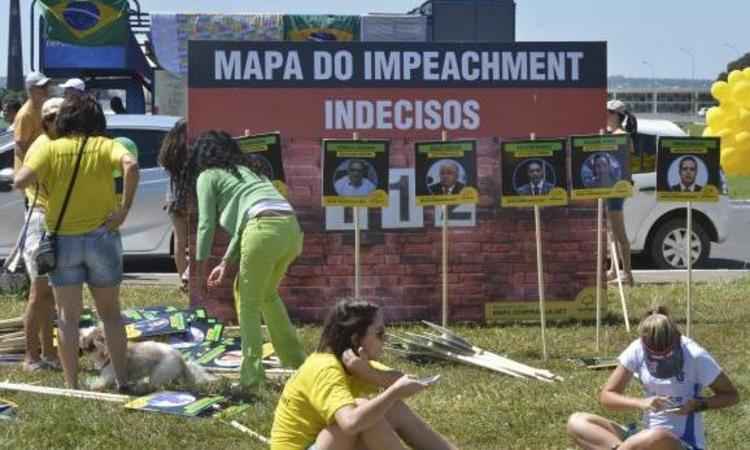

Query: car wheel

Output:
[649, 217, 710, 269]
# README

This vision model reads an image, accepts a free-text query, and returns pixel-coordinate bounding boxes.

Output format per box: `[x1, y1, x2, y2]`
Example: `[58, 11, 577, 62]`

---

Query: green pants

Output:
[233, 215, 306, 387]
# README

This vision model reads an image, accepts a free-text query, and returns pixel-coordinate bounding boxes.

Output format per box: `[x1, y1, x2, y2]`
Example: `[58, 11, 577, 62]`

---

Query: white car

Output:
[0, 114, 180, 259]
[624, 119, 730, 269]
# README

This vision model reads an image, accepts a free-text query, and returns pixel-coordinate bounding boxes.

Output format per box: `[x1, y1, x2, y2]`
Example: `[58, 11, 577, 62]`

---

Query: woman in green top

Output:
[188, 130, 305, 387]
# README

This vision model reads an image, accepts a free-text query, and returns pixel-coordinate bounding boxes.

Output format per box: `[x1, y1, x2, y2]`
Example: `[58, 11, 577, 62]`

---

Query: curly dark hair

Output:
[316, 298, 380, 362]
[55, 93, 107, 137]
[158, 119, 187, 178]
[173, 130, 248, 211]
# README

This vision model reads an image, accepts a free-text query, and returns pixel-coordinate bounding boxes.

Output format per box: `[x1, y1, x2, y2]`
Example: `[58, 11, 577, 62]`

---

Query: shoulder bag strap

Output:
[51, 136, 89, 235]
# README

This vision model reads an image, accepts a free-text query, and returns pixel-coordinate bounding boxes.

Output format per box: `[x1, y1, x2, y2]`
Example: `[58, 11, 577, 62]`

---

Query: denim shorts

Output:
[48, 226, 123, 288]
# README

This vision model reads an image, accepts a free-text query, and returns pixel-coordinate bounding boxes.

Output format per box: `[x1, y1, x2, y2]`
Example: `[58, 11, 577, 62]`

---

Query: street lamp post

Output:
[680, 47, 696, 116]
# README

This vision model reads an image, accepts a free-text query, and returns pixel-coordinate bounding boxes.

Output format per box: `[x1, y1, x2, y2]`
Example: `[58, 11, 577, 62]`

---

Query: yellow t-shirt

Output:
[13, 100, 43, 172]
[24, 136, 128, 235]
[23, 134, 51, 211]
[270, 353, 387, 450]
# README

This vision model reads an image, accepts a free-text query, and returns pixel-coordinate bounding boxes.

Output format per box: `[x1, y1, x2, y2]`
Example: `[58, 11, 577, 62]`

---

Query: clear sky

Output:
[1, 0, 748, 81]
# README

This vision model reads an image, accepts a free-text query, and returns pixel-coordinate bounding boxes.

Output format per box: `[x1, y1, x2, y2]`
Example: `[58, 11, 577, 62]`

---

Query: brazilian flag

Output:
[40, 0, 129, 46]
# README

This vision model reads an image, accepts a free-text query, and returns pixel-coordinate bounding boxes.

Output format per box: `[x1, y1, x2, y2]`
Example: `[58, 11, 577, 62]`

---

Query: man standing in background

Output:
[13, 72, 50, 176]
[59, 78, 86, 100]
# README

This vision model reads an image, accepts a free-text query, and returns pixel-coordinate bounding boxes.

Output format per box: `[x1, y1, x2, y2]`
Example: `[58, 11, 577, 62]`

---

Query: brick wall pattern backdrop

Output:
[187, 137, 599, 324]
[186, 40, 607, 323]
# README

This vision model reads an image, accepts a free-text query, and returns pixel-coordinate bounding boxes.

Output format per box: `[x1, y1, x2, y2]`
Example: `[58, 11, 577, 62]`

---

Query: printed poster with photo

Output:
[124, 391, 225, 417]
[234, 132, 288, 197]
[125, 312, 188, 339]
[414, 140, 479, 207]
[570, 134, 633, 200]
[500, 139, 568, 207]
[322, 140, 390, 208]
[657, 137, 721, 202]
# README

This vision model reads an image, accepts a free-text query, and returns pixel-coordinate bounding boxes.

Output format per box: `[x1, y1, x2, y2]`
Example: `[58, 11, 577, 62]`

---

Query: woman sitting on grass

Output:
[566, 306, 739, 450]
[270, 298, 458, 450]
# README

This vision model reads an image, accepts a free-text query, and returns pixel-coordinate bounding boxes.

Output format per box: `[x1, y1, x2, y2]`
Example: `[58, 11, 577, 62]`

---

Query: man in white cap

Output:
[59, 78, 86, 100]
[13, 71, 50, 175]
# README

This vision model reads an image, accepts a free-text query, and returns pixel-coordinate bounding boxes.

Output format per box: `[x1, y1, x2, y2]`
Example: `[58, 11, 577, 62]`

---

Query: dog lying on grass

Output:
[79, 328, 216, 393]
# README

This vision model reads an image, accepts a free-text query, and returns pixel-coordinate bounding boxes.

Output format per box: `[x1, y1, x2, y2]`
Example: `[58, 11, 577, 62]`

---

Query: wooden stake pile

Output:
[0, 317, 25, 358]
[387, 321, 563, 383]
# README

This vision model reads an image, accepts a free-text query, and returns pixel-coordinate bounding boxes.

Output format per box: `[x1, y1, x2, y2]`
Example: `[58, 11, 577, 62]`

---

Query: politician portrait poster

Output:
[570, 134, 632, 200]
[500, 139, 568, 207]
[235, 132, 288, 197]
[322, 139, 390, 207]
[414, 140, 479, 207]
[657, 137, 720, 202]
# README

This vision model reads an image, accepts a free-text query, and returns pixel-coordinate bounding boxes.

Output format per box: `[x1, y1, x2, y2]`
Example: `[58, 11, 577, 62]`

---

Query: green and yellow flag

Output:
[39, 0, 129, 46]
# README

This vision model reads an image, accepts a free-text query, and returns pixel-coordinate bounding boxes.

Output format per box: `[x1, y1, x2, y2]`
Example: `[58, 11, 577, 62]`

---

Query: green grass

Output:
[1, 280, 748, 449]
[727, 175, 750, 199]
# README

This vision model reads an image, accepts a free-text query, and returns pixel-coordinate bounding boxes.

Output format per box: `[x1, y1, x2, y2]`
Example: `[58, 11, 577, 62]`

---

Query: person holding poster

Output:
[567, 306, 739, 450]
[271, 298, 457, 450]
[191, 130, 305, 389]
[605, 100, 637, 285]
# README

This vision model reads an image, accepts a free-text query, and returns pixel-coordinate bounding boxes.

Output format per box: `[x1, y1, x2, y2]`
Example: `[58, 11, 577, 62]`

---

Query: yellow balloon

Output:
[739, 108, 750, 128]
[721, 146, 750, 176]
[735, 131, 750, 147]
[728, 70, 744, 85]
[744, 67, 750, 80]
[721, 100, 740, 117]
[706, 106, 725, 129]
[733, 81, 750, 108]
[711, 80, 730, 101]
[702, 126, 715, 136]
[717, 128, 736, 147]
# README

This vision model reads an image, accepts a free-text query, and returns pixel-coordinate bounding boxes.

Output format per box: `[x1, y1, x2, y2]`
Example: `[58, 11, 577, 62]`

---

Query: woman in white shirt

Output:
[566, 306, 739, 450]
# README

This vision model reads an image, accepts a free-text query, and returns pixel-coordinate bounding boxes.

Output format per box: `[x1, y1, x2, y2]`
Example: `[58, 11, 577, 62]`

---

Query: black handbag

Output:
[36, 136, 88, 276]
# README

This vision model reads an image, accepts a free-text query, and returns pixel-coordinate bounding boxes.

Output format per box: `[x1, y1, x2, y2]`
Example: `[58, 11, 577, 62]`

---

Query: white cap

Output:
[59, 78, 86, 92]
[25, 71, 51, 89]
[606, 99, 626, 114]
[42, 97, 64, 118]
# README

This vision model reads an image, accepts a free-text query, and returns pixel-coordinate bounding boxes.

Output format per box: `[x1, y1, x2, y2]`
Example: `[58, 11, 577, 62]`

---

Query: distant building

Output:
[608, 78, 714, 121]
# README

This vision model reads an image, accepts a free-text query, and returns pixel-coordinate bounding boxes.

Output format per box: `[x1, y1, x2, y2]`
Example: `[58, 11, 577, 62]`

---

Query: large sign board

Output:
[657, 137, 721, 202]
[188, 41, 607, 138]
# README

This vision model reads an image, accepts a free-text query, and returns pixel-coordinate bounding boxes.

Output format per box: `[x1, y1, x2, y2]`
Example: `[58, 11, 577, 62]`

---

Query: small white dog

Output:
[80, 327, 216, 393]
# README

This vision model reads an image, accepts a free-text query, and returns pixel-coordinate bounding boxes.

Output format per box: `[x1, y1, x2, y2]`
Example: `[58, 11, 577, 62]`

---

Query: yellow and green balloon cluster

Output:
[705, 67, 750, 175]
